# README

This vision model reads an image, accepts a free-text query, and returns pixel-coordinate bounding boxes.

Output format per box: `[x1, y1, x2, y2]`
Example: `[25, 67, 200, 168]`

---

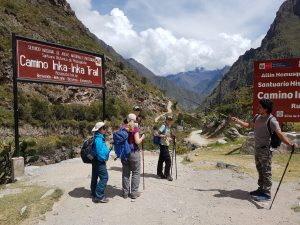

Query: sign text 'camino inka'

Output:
[15, 36, 104, 88]
[254, 58, 300, 123]
[12, 34, 106, 157]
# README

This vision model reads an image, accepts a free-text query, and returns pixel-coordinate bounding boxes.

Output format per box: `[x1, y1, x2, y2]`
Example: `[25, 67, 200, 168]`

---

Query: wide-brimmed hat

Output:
[92, 121, 106, 132]
[127, 113, 137, 122]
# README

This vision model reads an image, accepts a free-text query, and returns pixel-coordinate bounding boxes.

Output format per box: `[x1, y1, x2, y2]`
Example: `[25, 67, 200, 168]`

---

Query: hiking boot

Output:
[129, 192, 141, 199]
[166, 176, 173, 181]
[157, 174, 166, 179]
[253, 193, 271, 202]
[122, 193, 128, 199]
[93, 197, 109, 203]
[249, 189, 263, 196]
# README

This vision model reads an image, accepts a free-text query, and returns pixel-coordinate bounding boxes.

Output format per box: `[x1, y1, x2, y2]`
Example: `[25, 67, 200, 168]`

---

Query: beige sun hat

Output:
[92, 121, 106, 132]
[127, 113, 137, 122]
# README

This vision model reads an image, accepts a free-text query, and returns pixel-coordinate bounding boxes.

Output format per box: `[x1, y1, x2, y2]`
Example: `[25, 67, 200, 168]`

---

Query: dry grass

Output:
[185, 139, 300, 182]
[0, 182, 63, 225]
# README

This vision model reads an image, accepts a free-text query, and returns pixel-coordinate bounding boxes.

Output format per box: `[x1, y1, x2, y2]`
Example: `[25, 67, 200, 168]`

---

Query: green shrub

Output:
[19, 103, 32, 123]
[0, 108, 13, 127]
[33, 136, 60, 155]
[56, 135, 82, 149]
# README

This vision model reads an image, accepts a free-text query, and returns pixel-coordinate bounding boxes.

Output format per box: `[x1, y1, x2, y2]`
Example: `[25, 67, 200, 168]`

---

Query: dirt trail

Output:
[155, 101, 172, 122]
[185, 130, 213, 147]
[23, 151, 300, 225]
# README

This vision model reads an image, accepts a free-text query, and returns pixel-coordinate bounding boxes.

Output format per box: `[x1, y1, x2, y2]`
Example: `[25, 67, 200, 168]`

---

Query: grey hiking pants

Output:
[121, 151, 141, 195]
[255, 145, 272, 196]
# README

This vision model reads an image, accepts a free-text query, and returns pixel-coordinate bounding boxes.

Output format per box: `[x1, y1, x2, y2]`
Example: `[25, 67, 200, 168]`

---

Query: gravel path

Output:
[23, 151, 300, 225]
[155, 101, 172, 122]
[185, 130, 213, 147]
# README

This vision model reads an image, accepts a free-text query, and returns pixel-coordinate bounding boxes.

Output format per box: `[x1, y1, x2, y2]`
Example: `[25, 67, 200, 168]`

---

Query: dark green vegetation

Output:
[17, 90, 131, 131]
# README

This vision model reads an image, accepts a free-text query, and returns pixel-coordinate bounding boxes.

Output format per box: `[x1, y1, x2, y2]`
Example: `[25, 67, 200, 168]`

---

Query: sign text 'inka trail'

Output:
[12, 34, 106, 157]
[254, 58, 300, 123]
[15, 36, 104, 88]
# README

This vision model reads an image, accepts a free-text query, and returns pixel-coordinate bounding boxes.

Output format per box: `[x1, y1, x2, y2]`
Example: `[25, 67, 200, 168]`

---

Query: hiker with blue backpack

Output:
[155, 114, 175, 181]
[90, 121, 110, 203]
[231, 98, 298, 202]
[119, 113, 145, 199]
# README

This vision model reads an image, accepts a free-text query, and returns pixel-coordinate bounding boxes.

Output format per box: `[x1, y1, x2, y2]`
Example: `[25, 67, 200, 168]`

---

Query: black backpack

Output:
[267, 116, 282, 149]
[80, 137, 94, 163]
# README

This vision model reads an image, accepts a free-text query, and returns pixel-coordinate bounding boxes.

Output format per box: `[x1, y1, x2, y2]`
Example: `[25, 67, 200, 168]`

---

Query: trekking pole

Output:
[174, 137, 177, 180]
[142, 142, 145, 190]
[269, 145, 295, 210]
[170, 143, 174, 177]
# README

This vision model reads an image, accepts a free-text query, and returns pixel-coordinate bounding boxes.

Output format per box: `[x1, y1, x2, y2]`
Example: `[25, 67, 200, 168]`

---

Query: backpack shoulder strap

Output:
[162, 125, 167, 134]
[253, 114, 259, 123]
[266, 115, 273, 136]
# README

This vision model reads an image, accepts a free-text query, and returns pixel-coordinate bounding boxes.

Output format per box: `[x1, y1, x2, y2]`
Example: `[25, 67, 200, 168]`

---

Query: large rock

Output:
[225, 127, 241, 140]
[240, 132, 300, 154]
[240, 132, 255, 154]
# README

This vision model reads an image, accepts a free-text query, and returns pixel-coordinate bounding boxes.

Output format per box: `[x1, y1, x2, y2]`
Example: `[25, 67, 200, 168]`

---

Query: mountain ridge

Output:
[203, 0, 300, 116]
[166, 66, 230, 96]
[125, 58, 204, 109]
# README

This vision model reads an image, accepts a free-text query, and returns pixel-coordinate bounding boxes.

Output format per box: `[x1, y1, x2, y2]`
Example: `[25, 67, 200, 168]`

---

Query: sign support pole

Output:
[102, 57, 106, 121]
[12, 33, 20, 157]
[102, 89, 106, 121]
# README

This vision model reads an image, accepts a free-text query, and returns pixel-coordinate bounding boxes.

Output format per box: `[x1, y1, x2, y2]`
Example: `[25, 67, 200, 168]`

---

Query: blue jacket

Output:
[92, 133, 110, 162]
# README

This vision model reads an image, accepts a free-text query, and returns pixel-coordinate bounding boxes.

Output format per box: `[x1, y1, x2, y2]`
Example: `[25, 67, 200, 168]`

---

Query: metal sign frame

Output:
[12, 33, 106, 156]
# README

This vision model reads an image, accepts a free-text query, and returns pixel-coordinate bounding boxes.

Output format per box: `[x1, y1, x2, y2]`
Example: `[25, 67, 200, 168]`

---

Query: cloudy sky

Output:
[67, 0, 285, 75]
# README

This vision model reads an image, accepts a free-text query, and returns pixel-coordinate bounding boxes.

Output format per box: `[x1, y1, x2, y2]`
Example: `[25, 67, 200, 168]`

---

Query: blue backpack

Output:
[113, 128, 131, 160]
[153, 126, 167, 145]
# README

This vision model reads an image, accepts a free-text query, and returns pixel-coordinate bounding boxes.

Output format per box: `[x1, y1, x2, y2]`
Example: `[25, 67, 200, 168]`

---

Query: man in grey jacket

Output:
[231, 99, 297, 202]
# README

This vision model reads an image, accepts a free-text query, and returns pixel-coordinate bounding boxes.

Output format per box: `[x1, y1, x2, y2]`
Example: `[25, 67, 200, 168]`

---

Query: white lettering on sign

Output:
[71, 64, 85, 74]
[257, 91, 294, 99]
[87, 66, 98, 76]
[257, 81, 290, 88]
[20, 55, 48, 69]
[52, 60, 68, 72]
[291, 103, 300, 109]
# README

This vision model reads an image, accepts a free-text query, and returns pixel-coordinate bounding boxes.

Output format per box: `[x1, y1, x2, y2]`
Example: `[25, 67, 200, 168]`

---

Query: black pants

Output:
[157, 145, 171, 177]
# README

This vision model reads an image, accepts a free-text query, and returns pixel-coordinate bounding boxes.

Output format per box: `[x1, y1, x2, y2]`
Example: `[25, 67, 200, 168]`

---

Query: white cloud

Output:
[67, 0, 283, 75]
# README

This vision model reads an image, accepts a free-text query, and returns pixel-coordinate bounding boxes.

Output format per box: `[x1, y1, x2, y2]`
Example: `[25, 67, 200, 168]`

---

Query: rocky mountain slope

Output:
[166, 66, 230, 96]
[203, 0, 300, 116]
[125, 58, 203, 109]
[0, 0, 169, 136]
